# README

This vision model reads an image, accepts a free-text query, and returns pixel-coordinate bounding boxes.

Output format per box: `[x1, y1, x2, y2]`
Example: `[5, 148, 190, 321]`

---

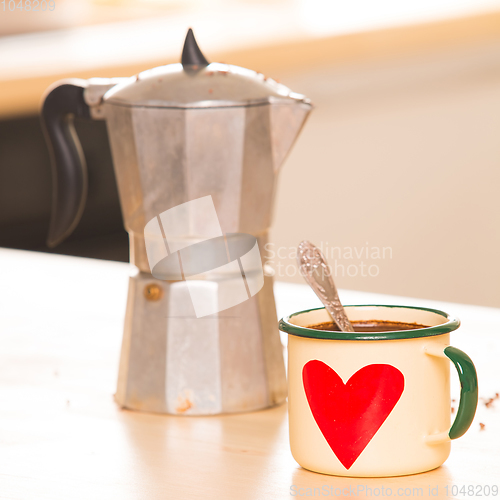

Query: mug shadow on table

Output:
[291, 463, 454, 499]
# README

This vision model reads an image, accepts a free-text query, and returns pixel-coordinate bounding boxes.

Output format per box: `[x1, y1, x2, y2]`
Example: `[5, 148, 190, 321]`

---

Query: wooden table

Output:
[0, 248, 498, 499]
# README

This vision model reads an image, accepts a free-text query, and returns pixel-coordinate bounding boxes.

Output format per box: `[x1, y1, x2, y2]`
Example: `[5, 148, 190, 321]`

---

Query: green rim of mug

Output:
[278, 305, 460, 341]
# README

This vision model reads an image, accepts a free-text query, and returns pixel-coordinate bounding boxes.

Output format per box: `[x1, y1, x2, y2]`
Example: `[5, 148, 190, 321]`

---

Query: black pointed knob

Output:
[181, 29, 209, 68]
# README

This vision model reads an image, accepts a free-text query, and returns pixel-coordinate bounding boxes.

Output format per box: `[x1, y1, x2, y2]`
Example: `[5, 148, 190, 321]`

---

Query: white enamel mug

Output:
[279, 305, 478, 477]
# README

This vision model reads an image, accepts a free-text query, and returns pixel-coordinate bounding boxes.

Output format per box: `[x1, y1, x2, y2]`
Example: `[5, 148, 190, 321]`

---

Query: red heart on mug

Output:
[302, 360, 405, 469]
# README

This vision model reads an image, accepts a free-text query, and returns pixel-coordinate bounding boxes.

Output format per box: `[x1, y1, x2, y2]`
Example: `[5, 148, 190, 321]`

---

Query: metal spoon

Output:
[297, 240, 354, 333]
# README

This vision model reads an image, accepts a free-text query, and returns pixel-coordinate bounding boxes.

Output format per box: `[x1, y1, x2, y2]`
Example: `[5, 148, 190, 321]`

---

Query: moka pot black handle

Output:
[41, 80, 91, 248]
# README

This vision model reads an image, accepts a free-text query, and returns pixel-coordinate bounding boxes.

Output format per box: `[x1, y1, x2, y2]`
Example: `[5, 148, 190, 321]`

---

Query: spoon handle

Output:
[297, 241, 355, 333]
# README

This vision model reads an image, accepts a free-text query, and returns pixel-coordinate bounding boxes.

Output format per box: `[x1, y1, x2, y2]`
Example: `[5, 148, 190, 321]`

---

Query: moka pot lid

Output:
[104, 29, 310, 109]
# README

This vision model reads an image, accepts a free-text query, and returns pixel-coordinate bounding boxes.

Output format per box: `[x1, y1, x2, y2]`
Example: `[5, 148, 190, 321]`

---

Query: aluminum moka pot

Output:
[41, 30, 312, 415]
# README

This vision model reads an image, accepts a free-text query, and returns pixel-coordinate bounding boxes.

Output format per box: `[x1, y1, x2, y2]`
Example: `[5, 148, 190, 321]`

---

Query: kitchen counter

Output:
[0, 247, 498, 499]
[2, 3, 500, 119]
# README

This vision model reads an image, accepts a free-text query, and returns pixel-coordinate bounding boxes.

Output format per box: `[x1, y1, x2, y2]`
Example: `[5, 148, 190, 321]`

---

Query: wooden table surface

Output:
[0, 248, 498, 499]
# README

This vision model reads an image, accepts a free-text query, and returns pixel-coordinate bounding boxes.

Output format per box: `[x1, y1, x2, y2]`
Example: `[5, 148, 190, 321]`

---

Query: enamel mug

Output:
[279, 305, 478, 477]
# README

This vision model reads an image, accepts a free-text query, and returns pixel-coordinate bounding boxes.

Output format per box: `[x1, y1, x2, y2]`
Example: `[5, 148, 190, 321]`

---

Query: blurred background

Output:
[1, 0, 500, 307]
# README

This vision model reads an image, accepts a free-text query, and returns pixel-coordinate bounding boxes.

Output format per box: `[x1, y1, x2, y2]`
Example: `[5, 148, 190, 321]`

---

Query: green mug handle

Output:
[425, 345, 478, 443]
[445, 346, 478, 439]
